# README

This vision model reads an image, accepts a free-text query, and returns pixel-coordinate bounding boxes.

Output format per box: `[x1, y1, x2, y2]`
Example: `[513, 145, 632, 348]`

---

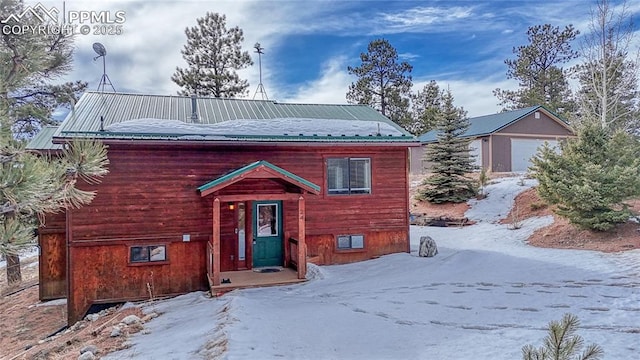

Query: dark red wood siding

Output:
[38, 212, 67, 300]
[64, 143, 410, 323]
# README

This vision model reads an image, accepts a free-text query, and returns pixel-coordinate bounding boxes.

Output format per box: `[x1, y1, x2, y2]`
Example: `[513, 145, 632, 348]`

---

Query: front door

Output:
[252, 201, 283, 268]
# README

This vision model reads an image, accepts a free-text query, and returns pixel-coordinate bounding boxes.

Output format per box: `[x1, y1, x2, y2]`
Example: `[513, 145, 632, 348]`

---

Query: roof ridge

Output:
[83, 91, 384, 107]
[84, 91, 276, 103]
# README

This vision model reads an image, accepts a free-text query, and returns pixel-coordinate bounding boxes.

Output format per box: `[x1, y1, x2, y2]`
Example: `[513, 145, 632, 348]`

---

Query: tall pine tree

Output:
[1, 0, 87, 138]
[417, 90, 477, 203]
[172, 12, 253, 97]
[409, 80, 443, 136]
[347, 39, 413, 131]
[1, 0, 109, 284]
[494, 24, 578, 119]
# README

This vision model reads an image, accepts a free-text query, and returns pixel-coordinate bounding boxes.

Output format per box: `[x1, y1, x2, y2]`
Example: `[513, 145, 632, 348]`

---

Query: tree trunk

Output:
[6, 254, 22, 285]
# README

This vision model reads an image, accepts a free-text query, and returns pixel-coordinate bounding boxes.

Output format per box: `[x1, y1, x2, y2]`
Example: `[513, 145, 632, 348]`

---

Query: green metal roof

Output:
[26, 126, 62, 150]
[418, 105, 569, 143]
[54, 92, 417, 144]
[198, 160, 321, 195]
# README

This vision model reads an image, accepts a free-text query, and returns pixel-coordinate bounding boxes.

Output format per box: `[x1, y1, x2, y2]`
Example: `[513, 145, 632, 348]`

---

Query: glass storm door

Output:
[252, 201, 283, 268]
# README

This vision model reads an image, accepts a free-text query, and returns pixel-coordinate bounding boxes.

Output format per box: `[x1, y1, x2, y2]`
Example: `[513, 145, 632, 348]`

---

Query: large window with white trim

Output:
[327, 157, 371, 195]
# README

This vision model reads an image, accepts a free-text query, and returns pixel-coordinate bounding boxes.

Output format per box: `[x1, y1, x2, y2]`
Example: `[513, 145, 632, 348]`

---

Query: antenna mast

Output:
[252, 42, 268, 100]
[93, 42, 116, 92]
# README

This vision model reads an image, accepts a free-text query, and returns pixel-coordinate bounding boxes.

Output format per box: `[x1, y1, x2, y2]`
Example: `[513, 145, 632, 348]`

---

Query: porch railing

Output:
[288, 237, 299, 269]
[207, 241, 213, 286]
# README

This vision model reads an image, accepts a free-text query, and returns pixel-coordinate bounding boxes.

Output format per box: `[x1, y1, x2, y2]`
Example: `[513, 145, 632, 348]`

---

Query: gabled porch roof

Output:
[198, 160, 321, 197]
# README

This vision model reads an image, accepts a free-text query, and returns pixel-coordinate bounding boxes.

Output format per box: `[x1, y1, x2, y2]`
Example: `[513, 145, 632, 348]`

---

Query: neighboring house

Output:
[27, 91, 419, 324]
[410, 105, 575, 174]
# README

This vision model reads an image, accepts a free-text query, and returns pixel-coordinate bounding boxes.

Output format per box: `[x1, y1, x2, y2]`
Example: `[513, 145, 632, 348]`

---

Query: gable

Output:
[418, 105, 573, 143]
[497, 110, 573, 136]
[198, 160, 321, 197]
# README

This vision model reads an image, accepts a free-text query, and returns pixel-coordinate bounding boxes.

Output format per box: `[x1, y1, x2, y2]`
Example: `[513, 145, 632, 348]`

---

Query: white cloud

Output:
[378, 6, 474, 33]
[281, 56, 352, 104]
[412, 77, 518, 118]
[398, 52, 420, 61]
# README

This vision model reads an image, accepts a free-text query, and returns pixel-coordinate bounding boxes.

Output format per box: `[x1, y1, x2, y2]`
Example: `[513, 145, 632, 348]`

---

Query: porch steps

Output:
[209, 268, 306, 296]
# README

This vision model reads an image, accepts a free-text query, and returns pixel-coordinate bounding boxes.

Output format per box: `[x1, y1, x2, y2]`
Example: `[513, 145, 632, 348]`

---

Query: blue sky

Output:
[37, 0, 640, 117]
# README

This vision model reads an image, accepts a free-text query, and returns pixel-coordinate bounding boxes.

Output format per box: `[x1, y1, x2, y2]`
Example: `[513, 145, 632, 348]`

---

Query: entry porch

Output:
[198, 161, 321, 292]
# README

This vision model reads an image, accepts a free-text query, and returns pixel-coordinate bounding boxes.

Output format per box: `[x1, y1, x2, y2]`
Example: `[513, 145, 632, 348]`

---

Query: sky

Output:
[27, 0, 640, 118]
[100, 177, 640, 359]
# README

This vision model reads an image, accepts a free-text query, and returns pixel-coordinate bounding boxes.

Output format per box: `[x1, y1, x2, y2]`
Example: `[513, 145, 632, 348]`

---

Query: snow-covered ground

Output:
[106, 177, 640, 359]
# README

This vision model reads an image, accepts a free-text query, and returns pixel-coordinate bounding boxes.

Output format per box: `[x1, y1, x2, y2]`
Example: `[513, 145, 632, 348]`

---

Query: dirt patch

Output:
[0, 261, 145, 360]
[508, 187, 640, 253]
[500, 188, 554, 226]
[528, 217, 640, 253]
[409, 174, 471, 219]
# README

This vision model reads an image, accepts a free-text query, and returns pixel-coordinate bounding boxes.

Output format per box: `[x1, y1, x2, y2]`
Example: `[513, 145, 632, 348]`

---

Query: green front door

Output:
[252, 201, 283, 268]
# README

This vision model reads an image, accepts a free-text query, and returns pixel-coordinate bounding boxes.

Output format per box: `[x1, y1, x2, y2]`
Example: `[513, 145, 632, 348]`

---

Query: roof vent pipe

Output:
[190, 94, 199, 123]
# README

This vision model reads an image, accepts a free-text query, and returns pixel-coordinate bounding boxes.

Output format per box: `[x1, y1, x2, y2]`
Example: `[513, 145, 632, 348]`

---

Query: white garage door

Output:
[511, 139, 558, 172]
[469, 139, 482, 168]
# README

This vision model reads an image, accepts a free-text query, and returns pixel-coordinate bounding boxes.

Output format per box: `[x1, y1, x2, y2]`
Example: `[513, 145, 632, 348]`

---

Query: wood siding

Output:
[64, 143, 410, 323]
[497, 111, 572, 136]
[39, 232, 66, 300]
[38, 211, 67, 300]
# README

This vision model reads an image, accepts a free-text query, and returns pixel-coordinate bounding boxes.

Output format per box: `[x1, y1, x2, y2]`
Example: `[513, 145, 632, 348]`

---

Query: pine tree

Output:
[0, 0, 87, 138]
[494, 24, 579, 119]
[522, 313, 603, 360]
[172, 12, 253, 98]
[417, 90, 477, 203]
[574, 0, 639, 133]
[1, 0, 109, 285]
[530, 123, 640, 231]
[347, 39, 413, 131]
[409, 80, 443, 136]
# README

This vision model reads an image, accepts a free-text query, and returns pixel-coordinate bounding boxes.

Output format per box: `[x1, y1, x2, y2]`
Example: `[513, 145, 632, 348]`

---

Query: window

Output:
[327, 157, 371, 195]
[130, 245, 167, 263]
[257, 203, 278, 237]
[336, 235, 365, 250]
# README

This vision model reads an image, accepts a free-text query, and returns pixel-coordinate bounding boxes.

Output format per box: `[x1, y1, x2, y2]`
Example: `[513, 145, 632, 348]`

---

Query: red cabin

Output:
[28, 92, 419, 324]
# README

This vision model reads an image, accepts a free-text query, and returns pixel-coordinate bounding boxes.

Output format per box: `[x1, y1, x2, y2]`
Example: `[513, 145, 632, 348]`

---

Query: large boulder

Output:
[419, 236, 438, 257]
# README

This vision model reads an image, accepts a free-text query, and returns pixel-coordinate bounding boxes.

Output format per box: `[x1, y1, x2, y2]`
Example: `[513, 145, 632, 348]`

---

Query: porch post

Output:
[212, 197, 221, 286]
[297, 195, 306, 279]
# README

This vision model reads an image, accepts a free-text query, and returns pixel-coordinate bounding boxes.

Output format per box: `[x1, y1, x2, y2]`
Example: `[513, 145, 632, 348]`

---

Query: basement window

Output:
[336, 235, 365, 250]
[129, 245, 167, 264]
[327, 158, 371, 195]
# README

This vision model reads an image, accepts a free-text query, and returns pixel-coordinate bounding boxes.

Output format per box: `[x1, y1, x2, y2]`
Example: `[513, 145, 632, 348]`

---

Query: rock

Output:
[419, 236, 438, 257]
[120, 301, 137, 310]
[80, 345, 98, 355]
[85, 313, 99, 322]
[141, 312, 158, 323]
[78, 351, 95, 360]
[110, 326, 122, 337]
[121, 314, 142, 325]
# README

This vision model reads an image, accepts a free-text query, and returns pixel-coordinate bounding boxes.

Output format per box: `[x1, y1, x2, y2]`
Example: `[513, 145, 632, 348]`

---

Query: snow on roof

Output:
[105, 117, 406, 137]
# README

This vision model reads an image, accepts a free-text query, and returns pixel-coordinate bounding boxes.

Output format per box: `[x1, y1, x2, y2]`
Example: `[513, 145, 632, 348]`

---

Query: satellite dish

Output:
[92, 42, 106, 58]
[91, 42, 115, 92]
